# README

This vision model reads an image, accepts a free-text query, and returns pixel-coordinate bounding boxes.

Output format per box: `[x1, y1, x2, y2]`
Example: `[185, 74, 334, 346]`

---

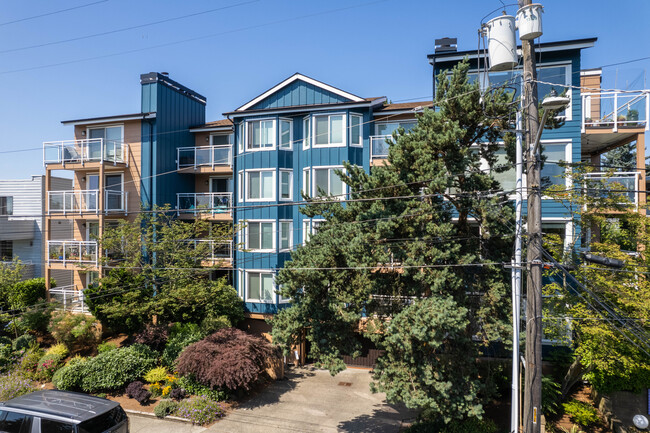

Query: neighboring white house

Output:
[0, 175, 72, 285]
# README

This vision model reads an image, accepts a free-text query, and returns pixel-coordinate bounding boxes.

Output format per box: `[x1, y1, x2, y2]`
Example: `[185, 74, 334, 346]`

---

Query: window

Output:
[211, 134, 233, 146]
[247, 221, 274, 251]
[314, 114, 345, 146]
[41, 419, 74, 433]
[237, 123, 244, 153]
[247, 119, 275, 150]
[350, 114, 362, 147]
[0, 241, 12, 260]
[237, 269, 244, 298]
[279, 221, 292, 251]
[302, 168, 310, 196]
[246, 170, 275, 201]
[303, 116, 311, 149]
[303, 219, 324, 244]
[313, 167, 345, 197]
[238, 171, 244, 202]
[277, 284, 291, 303]
[491, 148, 516, 192]
[0, 197, 12, 216]
[247, 271, 274, 302]
[279, 119, 292, 149]
[376, 121, 417, 136]
[541, 142, 569, 189]
[0, 410, 32, 433]
[88, 126, 123, 161]
[280, 171, 292, 201]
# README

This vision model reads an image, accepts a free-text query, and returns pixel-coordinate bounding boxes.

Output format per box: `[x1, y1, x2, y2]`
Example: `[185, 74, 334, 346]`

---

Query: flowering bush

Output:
[174, 396, 225, 425]
[0, 373, 35, 401]
[16, 346, 44, 379]
[149, 373, 178, 398]
[176, 328, 275, 391]
[35, 351, 66, 382]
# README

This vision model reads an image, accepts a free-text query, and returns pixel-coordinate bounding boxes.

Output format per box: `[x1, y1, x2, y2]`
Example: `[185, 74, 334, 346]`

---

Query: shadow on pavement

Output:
[337, 402, 416, 433]
[234, 366, 316, 410]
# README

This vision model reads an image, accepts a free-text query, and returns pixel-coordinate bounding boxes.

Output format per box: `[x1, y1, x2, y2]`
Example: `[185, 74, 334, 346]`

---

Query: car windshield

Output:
[76, 407, 126, 433]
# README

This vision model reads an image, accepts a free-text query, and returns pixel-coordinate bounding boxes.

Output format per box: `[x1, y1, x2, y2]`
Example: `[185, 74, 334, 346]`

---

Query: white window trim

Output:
[86, 124, 125, 142]
[303, 219, 325, 244]
[279, 220, 293, 252]
[279, 170, 293, 201]
[245, 270, 276, 304]
[302, 167, 311, 197]
[302, 116, 311, 150]
[279, 118, 293, 150]
[313, 113, 347, 148]
[237, 269, 244, 299]
[245, 118, 277, 152]
[311, 165, 346, 199]
[245, 219, 276, 252]
[521, 139, 572, 193]
[349, 113, 363, 147]
[277, 284, 291, 304]
[236, 123, 244, 154]
[245, 169, 276, 202]
[210, 132, 233, 146]
[237, 170, 244, 202]
[374, 120, 417, 135]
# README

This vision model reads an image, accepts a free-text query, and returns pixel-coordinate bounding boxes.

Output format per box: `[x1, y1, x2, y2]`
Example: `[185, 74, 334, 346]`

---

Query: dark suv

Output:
[0, 390, 129, 433]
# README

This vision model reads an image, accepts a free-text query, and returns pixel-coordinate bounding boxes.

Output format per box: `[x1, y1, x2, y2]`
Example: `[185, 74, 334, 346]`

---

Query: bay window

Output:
[247, 271, 274, 303]
[246, 170, 275, 201]
[247, 221, 274, 251]
[314, 114, 345, 147]
[313, 167, 345, 197]
[247, 119, 275, 150]
[279, 221, 292, 251]
[350, 114, 362, 147]
[303, 117, 311, 149]
[280, 119, 292, 149]
[280, 171, 292, 201]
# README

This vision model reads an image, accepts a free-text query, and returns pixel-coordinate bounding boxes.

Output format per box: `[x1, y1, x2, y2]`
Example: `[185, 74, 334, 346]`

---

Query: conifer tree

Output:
[272, 60, 517, 423]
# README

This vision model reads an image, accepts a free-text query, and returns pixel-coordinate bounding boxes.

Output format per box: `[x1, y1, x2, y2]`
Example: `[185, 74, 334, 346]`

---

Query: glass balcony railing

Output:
[43, 139, 129, 165]
[370, 135, 391, 159]
[583, 172, 641, 206]
[186, 240, 233, 264]
[47, 241, 98, 266]
[582, 90, 649, 132]
[49, 285, 89, 313]
[176, 192, 232, 216]
[177, 145, 232, 170]
[48, 190, 127, 214]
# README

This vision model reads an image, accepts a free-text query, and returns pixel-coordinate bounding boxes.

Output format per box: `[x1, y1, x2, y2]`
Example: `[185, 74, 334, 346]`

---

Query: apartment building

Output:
[0, 175, 72, 284]
[42, 73, 206, 312]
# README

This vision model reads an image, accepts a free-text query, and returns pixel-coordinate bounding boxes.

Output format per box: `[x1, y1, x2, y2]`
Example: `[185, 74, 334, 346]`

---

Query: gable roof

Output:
[235, 73, 364, 112]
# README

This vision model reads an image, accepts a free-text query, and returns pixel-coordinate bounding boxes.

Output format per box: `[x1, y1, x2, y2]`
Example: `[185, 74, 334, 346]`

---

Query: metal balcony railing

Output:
[370, 135, 391, 159]
[49, 285, 89, 313]
[47, 241, 98, 266]
[176, 192, 232, 216]
[43, 138, 129, 166]
[187, 239, 233, 264]
[48, 190, 128, 214]
[177, 145, 232, 170]
[582, 90, 649, 132]
[583, 171, 641, 206]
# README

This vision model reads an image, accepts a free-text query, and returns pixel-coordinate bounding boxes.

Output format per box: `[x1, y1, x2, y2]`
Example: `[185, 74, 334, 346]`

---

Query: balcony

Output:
[583, 171, 642, 207]
[47, 241, 98, 266]
[370, 135, 391, 159]
[177, 145, 232, 172]
[187, 239, 233, 267]
[49, 285, 89, 313]
[43, 139, 129, 166]
[48, 190, 128, 215]
[177, 193, 232, 219]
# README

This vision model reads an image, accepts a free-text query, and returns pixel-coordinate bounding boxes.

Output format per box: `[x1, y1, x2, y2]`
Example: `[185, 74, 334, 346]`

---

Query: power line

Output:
[0, 1, 109, 27]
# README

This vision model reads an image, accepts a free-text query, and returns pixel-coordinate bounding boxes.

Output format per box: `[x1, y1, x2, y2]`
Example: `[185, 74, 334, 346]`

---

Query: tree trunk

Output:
[561, 356, 589, 399]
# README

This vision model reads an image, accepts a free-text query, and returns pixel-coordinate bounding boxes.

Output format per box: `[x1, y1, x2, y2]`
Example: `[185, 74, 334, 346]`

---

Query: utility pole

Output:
[520, 0, 542, 432]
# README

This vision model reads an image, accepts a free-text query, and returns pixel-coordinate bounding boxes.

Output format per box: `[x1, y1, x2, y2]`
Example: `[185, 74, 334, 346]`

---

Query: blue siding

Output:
[249, 80, 352, 110]
[140, 78, 206, 209]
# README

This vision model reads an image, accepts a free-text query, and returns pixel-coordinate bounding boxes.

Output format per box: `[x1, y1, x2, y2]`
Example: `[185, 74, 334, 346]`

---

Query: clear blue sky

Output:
[0, 0, 648, 179]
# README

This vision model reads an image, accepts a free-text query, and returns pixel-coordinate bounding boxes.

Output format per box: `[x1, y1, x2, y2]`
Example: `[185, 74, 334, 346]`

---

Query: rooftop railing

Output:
[43, 138, 129, 166]
[177, 145, 232, 170]
[49, 285, 89, 313]
[370, 135, 391, 159]
[582, 90, 649, 133]
[176, 192, 232, 216]
[47, 241, 98, 266]
[48, 190, 128, 214]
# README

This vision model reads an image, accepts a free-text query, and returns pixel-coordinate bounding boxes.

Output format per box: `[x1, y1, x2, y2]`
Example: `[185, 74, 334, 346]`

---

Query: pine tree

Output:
[271, 60, 517, 423]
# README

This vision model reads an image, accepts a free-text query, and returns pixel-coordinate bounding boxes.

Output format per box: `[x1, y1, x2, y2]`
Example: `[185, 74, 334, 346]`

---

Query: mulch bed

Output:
[548, 384, 612, 433]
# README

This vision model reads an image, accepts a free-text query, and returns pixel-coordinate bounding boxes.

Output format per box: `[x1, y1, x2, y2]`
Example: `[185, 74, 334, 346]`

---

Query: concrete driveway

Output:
[205, 366, 416, 433]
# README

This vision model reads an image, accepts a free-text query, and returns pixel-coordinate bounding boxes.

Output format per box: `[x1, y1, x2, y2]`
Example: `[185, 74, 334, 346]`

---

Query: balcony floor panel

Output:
[581, 128, 645, 155]
[178, 166, 233, 175]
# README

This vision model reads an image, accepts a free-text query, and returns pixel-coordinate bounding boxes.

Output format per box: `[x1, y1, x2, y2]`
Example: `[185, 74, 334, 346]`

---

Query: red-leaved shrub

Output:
[176, 328, 275, 391]
[134, 323, 170, 351]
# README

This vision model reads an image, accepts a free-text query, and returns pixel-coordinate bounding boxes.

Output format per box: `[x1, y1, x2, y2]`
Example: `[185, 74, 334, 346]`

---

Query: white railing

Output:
[43, 138, 129, 166]
[50, 285, 89, 313]
[582, 90, 649, 133]
[370, 135, 391, 159]
[176, 192, 232, 216]
[47, 241, 98, 266]
[177, 145, 232, 170]
[583, 171, 641, 206]
[187, 239, 233, 264]
[48, 190, 127, 214]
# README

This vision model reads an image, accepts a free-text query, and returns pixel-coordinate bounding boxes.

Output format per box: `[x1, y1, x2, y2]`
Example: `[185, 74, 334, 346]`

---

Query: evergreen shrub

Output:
[80, 344, 157, 393]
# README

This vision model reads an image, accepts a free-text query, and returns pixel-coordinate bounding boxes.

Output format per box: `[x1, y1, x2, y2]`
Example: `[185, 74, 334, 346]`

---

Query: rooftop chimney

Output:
[435, 37, 457, 53]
